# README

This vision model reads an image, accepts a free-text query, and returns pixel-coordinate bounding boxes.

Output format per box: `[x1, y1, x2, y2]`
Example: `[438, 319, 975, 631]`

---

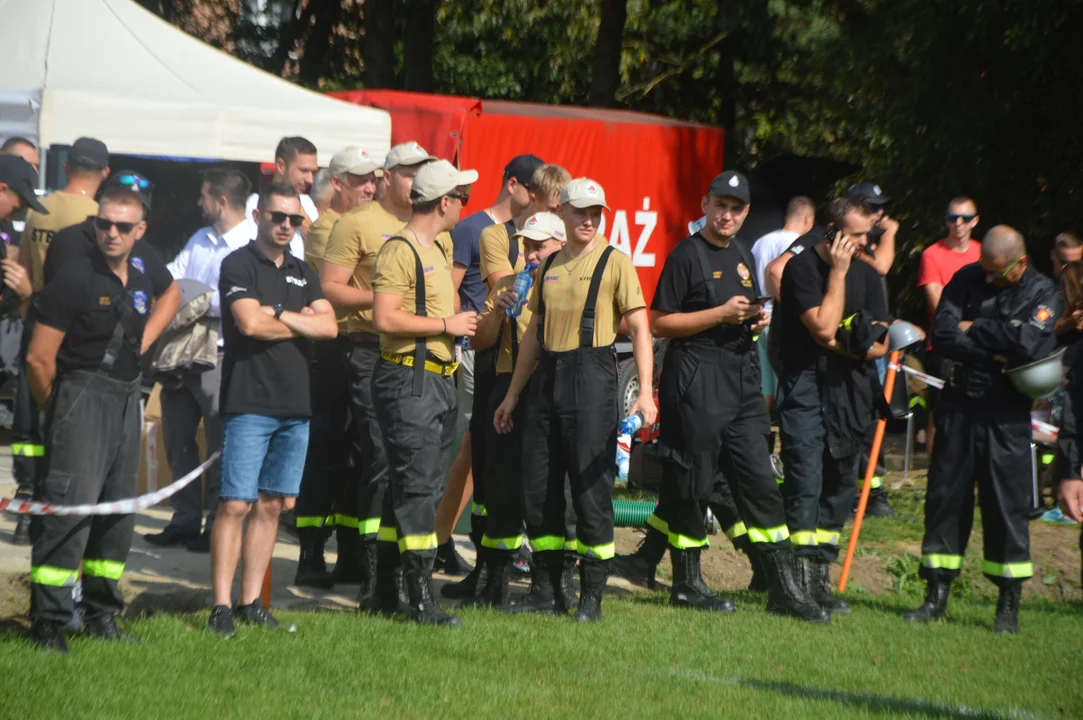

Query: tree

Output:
[404, 0, 440, 92]
[589, 0, 628, 107]
[364, 0, 398, 88]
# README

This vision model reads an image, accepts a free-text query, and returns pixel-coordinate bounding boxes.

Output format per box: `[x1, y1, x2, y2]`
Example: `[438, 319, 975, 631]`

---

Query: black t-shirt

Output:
[42, 217, 173, 294]
[783, 228, 823, 258]
[778, 242, 889, 374]
[219, 242, 324, 417]
[35, 249, 156, 381]
[652, 233, 756, 350]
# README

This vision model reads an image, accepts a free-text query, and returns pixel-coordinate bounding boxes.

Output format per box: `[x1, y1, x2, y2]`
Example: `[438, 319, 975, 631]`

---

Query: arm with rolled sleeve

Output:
[967, 278, 1063, 364]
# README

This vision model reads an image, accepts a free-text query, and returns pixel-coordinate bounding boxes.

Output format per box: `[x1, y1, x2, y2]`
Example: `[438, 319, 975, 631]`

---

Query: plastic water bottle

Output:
[506, 263, 538, 318]
[619, 411, 645, 437]
[615, 412, 645, 482]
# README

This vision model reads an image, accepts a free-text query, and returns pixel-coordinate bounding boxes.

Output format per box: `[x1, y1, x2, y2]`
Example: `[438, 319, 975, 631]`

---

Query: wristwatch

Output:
[273, 304, 285, 320]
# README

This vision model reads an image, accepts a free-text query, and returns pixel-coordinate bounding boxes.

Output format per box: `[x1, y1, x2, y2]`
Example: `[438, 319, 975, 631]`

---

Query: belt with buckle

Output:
[381, 351, 458, 377]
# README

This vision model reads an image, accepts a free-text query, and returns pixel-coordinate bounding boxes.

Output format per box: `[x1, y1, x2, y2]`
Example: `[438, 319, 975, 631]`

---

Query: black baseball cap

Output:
[503, 154, 545, 187]
[105, 170, 154, 211]
[707, 170, 750, 204]
[69, 137, 109, 170]
[0, 155, 47, 214]
[847, 181, 891, 206]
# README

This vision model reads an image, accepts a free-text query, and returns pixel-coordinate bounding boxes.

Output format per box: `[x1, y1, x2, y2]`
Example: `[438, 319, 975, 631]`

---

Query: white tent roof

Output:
[0, 0, 391, 163]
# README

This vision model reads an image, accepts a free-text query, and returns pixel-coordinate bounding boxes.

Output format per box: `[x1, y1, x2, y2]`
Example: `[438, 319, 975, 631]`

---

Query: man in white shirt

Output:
[750, 196, 815, 415]
[245, 136, 319, 258]
[145, 169, 252, 552]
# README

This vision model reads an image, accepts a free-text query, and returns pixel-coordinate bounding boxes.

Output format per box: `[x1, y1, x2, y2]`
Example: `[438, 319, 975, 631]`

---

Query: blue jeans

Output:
[220, 414, 310, 503]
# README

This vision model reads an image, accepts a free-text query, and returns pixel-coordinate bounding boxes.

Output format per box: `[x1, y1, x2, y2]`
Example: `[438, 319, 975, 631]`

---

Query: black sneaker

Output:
[85, 614, 137, 643]
[144, 525, 198, 548]
[186, 531, 212, 554]
[434, 538, 473, 576]
[208, 604, 235, 638]
[234, 601, 283, 629]
[30, 619, 68, 654]
[12, 514, 30, 546]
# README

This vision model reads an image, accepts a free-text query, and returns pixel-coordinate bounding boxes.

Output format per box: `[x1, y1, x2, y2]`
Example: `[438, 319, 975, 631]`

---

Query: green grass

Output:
[3, 593, 1082, 719]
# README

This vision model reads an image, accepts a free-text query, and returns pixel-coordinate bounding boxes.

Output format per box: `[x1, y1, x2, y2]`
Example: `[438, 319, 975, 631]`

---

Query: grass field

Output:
[3, 591, 1082, 719]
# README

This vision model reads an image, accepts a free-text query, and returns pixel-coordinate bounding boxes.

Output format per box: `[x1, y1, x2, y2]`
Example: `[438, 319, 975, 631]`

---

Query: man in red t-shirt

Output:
[917, 196, 981, 455]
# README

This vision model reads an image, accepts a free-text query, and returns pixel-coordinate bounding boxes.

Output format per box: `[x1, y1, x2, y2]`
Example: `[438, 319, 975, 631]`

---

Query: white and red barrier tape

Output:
[890, 362, 1059, 438]
[0, 452, 220, 516]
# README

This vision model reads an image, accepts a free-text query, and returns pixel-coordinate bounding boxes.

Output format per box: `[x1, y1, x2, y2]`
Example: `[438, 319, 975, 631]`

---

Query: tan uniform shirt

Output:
[527, 241, 644, 352]
[479, 222, 525, 283]
[304, 207, 345, 333]
[479, 275, 533, 375]
[23, 192, 99, 291]
[372, 235, 456, 362]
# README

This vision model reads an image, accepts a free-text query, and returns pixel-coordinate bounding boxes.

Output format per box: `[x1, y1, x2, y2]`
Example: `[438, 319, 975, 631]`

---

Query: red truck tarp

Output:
[329, 89, 725, 303]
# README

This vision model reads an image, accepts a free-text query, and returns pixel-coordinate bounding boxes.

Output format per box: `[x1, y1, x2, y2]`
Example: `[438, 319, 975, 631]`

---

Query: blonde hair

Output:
[531, 164, 571, 199]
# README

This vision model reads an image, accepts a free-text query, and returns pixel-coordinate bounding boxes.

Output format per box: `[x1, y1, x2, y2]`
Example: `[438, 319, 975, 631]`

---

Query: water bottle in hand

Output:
[619, 411, 645, 437]
[616, 433, 632, 483]
[506, 263, 538, 318]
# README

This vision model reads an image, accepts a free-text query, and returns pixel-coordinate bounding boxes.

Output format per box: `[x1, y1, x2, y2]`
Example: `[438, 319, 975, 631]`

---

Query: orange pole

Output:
[261, 559, 272, 608]
[839, 350, 900, 593]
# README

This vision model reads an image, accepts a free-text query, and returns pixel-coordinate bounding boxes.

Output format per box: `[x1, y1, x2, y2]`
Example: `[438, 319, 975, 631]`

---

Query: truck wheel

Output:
[617, 358, 640, 417]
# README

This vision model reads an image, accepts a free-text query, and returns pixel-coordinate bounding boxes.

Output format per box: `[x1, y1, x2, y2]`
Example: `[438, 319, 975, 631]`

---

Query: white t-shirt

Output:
[751, 229, 799, 313]
[245, 192, 317, 259]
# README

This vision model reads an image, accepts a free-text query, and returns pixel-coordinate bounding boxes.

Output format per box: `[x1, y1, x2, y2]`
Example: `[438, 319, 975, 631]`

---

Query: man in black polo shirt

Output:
[208, 183, 337, 637]
[777, 197, 890, 615]
[25, 186, 179, 654]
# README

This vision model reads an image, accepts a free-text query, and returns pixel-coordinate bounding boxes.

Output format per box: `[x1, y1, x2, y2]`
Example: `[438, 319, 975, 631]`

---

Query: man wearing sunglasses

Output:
[370, 159, 479, 625]
[907, 226, 1061, 634]
[209, 183, 338, 637]
[1051, 232, 1082, 280]
[245, 136, 319, 259]
[918, 196, 982, 458]
[25, 185, 180, 653]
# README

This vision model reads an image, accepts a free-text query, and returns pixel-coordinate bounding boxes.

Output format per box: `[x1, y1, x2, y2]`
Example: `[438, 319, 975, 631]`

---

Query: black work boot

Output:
[863, 487, 896, 518]
[904, 576, 952, 623]
[796, 557, 851, 614]
[557, 551, 579, 612]
[462, 549, 512, 608]
[84, 614, 137, 643]
[30, 619, 68, 654]
[762, 550, 830, 624]
[354, 540, 379, 608]
[403, 554, 461, 626]
[12, 513, 30, 546]
[440, 555, 487, 600]
[993, 582, 1022, 634]
[434, 536, 474, 576]
[573, 559, 609, 623]
[503, 549, 561, 614]
[611, 527, 667, 589]
[670, 547, 736, 613]
[332, 526, 365, 584]
[294, 530, 335, 589]
[745, 549, 770, 592]
[360, 542, 406, 616]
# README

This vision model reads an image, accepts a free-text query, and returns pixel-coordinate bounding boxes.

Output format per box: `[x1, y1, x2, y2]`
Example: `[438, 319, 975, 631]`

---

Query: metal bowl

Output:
[1004, 347, 1067, 399]
[888, 320, 925, 351]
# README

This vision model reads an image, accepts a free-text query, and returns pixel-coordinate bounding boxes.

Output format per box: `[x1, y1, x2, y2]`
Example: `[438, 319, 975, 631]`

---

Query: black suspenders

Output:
[535, 245, 616, 350]
[504, 220, 518, 269]
[385, 235, 433, 396]
[100, 291, 134, 374]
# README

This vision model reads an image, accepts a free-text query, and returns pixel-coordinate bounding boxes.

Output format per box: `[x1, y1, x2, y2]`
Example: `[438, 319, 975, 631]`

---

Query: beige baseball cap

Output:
[411, 160, 479, 203]
[329, 147, 383, 177]
[514, 212, 566, 242]
[560, 177, 610, 210]
[384, 141, 436, 171]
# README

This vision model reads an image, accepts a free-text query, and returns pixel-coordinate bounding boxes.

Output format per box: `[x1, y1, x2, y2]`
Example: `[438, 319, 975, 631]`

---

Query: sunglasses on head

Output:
[94, 217, 138, 234]
[448, 193, 470, 207]
[946, 213, 977, 223]
[265, 210, 306, 228]
[116, 174, 153, 192]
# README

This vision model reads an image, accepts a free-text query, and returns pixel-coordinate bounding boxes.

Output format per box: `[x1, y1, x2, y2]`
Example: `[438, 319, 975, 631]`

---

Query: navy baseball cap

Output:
[503, 154, 545, 187]
[707, 170, 750, 204]
[847, 181, 891, 206]
[0, 155, 46, 214]
[106, 170, 154, 211]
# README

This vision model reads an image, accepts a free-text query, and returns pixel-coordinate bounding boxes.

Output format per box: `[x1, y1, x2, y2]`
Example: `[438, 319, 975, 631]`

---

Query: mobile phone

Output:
[748, 295, 772, 307]
[824, 225, 839, 244]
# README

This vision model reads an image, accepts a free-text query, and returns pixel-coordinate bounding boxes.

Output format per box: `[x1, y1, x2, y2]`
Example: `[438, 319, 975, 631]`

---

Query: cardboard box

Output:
[137, 384, 207, 503]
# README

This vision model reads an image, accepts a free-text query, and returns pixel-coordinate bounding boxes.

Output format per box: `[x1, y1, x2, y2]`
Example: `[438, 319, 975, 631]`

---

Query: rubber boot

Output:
[294, 530, 335, 589]
[440, 555, 487, 599]
[796, 557, 851, 615]
[360, 542, 406, 616]
[611, 527, 666, 589]
[354, 540, 379, 608]
[762, 549, 830, 624]
[993, 582, 1022, 634]
[434, 535, 474, 576]
[863, 486, 895, 518]
[573, 559, 609, 623]
[333, 526, 365, 584]
[403, 553, 461, 626]
[903, 576, 951, 623]
[503, 549, 561, 614]
[557, 551, 579, 612]
[745, 549, 769, 592]
[461, 549, 512, 608]
[12, 513, 30, 546]
[669, 547, 736, 613]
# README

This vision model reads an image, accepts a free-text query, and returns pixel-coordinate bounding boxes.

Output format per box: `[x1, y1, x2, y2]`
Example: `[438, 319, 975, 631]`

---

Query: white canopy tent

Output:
[0, 0, 391, 164]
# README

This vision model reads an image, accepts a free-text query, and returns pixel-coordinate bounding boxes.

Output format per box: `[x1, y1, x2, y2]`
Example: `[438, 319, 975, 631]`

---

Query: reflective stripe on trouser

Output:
[372, 360, 457, 561]
[295, 337, 355, 539]
[349, 341, 391, 546]
[481, 373, 527, 550]
[521, 347, 618, 563]
[778, 368, 859, 564]
[656, 344, 791, 554]
[12, 316, 45, 495]
[31, 371, 140, 626]
[11, 442, 44, 457]
[920, 404, 1033, 586]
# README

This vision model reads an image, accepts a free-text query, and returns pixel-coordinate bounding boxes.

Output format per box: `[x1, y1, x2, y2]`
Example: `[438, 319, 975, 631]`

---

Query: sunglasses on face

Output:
[265, 211, 306, 228]
[94, 217, 138, 234]
[448, 193, 470, 208]
[946, 213, 977, 223]
[116, 174, 153, 192]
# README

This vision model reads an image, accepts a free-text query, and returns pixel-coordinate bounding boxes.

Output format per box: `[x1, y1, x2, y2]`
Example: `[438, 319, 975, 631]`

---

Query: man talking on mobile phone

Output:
[776, 197, 891, 616]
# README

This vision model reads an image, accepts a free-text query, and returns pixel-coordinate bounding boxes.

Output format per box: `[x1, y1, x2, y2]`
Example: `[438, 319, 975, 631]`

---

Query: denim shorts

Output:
[220, 414, 310, 503]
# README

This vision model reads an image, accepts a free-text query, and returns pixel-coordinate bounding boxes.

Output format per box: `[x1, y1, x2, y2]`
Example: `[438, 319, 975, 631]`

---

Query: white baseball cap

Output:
[514, 212, 566, 242]
[384, 141, 436, 170]
[560, 177, 610, 210]
[411, 160, 479, 203]
[329, 147, 383, 177]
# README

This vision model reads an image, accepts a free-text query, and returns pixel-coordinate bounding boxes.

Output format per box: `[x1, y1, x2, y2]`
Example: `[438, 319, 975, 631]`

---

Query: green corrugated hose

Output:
[613, 498, 658, 528]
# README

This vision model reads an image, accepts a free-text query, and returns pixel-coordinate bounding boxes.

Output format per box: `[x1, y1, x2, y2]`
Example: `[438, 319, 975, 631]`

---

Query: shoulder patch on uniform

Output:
[1031, 305, 1052, 328]
[131, 257, 144, 273]
[791, 245, 804, 255]
[226, 285, 247, 297]
[132, 290, 148, 315]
